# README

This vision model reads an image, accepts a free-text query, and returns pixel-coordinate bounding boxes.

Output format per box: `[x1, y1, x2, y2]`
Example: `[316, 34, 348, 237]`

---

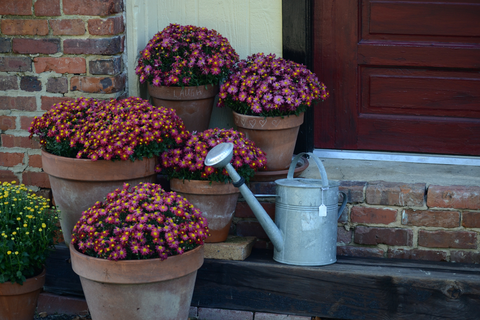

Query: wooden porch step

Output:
[46, 244, 480, 319]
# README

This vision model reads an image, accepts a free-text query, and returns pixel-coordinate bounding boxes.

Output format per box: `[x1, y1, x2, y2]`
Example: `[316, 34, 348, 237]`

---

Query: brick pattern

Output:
[234, 181, 480, 264]
[0, 0, 126, 192]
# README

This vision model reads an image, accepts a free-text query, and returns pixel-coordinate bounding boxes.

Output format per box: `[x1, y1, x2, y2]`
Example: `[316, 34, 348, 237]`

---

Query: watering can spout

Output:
[205, 143, 284, 251]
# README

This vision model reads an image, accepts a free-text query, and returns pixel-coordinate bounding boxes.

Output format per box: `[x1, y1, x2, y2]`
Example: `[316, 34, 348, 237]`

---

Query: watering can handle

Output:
[288, 152, 329, 189]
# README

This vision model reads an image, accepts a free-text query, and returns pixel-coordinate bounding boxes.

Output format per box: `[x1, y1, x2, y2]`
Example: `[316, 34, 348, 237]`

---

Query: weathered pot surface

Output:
[170, 179, 239, 242]
[233, 111, 304, 171]
[42, 151, 157, 246]
[148, 84, 219, 132]
[70, 243, 204, 320]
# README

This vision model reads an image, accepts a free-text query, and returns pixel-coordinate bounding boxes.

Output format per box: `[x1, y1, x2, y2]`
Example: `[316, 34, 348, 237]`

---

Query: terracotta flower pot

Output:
[148, 84, 219, 132]
[0, 269, 46, 320]
[42, 151, 157, 246]
[70, 243, 204, 320]
[233, 111, 305, 171]
[170, 179, 239, 243]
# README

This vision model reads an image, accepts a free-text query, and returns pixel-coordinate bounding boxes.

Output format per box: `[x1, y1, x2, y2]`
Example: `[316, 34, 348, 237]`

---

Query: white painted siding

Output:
[125, 0, 282, 98]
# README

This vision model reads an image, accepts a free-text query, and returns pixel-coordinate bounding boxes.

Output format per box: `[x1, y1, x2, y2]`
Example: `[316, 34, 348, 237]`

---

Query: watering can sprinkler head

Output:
[204, 143, 234, 168]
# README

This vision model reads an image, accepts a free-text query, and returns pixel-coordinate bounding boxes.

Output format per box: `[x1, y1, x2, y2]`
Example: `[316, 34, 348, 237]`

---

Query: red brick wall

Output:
[0, 0, 125, 191]
[235, 181, 480, 264]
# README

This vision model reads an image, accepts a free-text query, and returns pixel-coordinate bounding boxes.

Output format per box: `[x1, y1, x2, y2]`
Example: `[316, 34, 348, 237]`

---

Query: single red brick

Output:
[63, 37, 123, 55]
[13, 38, 60, 54]
[427, 185, 480, 210]
[402, 209, 460, 228]
[0, 38, 11, 53]
[0, 96, 36, 111]
[234, 201, 275, 219]
[70, 74, 125, 94]
[418, 230, 477, 249]
[88, 16, 124, 35]
[22, 171, 51, 188]
[1, 134, 40, 149]
[366, 181, 426, 207]
[236, 220, 269, 239]
[34, 57, 86, 74]
[50, 19, 85, 35]
[337, 227, 352, 244]
[20, 76, 42, 92]
[34, 0, 61, 16]
[41, 96, 75, 111]
[450, 250, 480, 264]
[20, 116, 35, 130]
[0, 170, 20, 184]
[249, 181, 276, 195]
[89, 56, 122, 75]
[354, 226, 413, 246]
[0, 0, 31, 15]
[387, 248, 447, 262]
[336, 246, 385, 258]
[46, 77, 68, 93]
[63, 0, 123, 16]
[351, 206, 397, 224]
[462, 211, 480, 228]
[0, 152, 24, 167]
[1, 19, 49, 36]
[0, 57, 32, 72]
[339, 181, 366, 203]
[0, 75, 18, 90]
[0, 116, 15, 131]
[28, 154, 43, 168]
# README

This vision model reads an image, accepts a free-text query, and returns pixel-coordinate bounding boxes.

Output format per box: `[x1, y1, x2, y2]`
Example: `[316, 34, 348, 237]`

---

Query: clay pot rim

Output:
[148, 84, 219, 100]
[41, 150, 157, 181]
[170, 178, 239, 195]
[233, 111, 305, 130]
[70, 242, 204, 284]
[0, 268, 46, 295]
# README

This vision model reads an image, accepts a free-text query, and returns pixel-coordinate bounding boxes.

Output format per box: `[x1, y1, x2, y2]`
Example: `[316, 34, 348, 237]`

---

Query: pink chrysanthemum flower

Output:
[71, 183, 208, 261]
[217, 53, 329, 117]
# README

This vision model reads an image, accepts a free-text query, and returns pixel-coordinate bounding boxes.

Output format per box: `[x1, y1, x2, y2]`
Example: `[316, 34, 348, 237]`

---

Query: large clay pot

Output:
[148, 84, 219, 132]
[42, 151, 156, 246]
[0, 269, 46, 320]
[70, 243, 203, 320]
[170, 179, 239, 243]
[233, 111, 305, 171]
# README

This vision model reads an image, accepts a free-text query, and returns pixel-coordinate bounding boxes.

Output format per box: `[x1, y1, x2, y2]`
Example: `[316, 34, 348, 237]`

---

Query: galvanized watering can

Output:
[205, 143, 347, 266]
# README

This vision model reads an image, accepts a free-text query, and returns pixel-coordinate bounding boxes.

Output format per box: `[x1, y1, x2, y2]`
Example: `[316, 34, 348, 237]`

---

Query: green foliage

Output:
[0, 182, 59, 284]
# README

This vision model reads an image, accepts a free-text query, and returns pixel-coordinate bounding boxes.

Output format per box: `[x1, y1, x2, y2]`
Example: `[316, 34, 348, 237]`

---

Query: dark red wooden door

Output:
[313, 0, 480, 155]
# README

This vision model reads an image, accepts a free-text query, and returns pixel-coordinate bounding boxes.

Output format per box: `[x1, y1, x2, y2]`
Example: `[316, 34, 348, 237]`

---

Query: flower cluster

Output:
[71, 183, 208, 261]
[218, 53, 329, 117]
[29, 97, 189, 161]
[0, 181, 59, 284]
[136, 23, 239, 87]
[157, 128, 267, 183]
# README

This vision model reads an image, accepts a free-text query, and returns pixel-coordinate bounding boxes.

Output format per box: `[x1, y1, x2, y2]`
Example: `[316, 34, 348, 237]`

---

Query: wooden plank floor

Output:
[45, 244, 480, 319]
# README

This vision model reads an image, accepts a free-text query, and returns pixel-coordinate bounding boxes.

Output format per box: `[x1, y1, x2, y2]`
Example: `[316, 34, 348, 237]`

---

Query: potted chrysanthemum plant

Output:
[136, 23, 239, 132]
[0, 181, 59, 320]
[217, 53, 329, 171]
[70, 182, 208, 320]
[28, 96, 188, 246]
[157, 128, 267, 242]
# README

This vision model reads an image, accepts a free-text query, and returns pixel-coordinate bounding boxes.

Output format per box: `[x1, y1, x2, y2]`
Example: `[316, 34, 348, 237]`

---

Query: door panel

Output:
[313, 0, 480, 155]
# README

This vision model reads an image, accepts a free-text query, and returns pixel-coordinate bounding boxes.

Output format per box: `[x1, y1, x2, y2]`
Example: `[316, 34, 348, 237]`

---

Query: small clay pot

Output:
[148, 84, 219, 132]
[170, 179, 240, 243]
[233, 111, 305, 171]
[0, 269, 46, 320]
